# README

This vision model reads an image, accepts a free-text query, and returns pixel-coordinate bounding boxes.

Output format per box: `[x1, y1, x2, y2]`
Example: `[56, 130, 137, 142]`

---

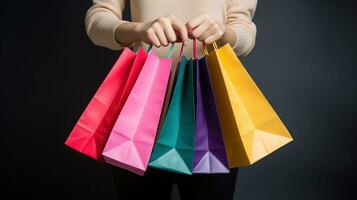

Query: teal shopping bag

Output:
[149, 56, 195, 175]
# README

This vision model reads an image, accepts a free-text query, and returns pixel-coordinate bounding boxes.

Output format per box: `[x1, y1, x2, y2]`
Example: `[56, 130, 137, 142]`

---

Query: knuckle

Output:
[153, 20, 160, 26]
[157, 17, 166, 24]
[161, 40, 168, 46]
[152, 22, 161, 28]
[170, 35, 177, 42]
[154, 41, 161, 46]
[146, 28, 154, 35]
[191, 32, 199, 38]
[167, 14, 175, 20]
[177, 22, 184, 29]
[187, 22, 194, 29]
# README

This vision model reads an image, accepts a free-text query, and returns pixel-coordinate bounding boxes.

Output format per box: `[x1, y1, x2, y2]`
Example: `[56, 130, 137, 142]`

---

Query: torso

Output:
[129, 0, 228, 65]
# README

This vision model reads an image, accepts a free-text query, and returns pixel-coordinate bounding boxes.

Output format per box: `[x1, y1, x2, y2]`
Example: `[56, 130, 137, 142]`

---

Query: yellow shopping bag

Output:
[205, 42, 293, 168]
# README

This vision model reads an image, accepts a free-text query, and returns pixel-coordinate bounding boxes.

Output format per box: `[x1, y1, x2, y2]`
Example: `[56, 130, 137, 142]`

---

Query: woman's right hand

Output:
[133, 15, 188, 47]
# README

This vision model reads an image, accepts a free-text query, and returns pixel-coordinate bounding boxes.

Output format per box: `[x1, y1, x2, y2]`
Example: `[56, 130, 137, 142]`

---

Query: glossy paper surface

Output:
[193, 57, 229, 174]
[65, 48, 137, 160]
[205, 43, 293, 167]
[102, 51, 172, 176]
[149, 57, 196, 175]
[156, 57, 181, 140]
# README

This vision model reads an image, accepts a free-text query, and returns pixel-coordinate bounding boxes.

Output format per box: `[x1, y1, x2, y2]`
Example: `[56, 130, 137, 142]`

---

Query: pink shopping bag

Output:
[65, 48, 146, 160]
[102, 44, 175, 175]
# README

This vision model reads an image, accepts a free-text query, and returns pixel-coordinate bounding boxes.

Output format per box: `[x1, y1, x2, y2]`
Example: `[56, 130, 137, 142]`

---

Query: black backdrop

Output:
[1, 0, 357, 199]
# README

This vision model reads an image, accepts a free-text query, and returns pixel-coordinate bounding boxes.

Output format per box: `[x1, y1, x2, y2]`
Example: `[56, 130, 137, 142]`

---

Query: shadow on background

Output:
[1, 0, 356, 199]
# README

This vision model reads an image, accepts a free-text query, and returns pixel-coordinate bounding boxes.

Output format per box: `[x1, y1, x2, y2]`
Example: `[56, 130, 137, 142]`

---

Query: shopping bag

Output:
[149, 45, 196, 175]
[116, 48, 148, 117]
[156, 45, 184, 139]
[102, 44, 175, 175]
[205, 42, 293, 167]
[193, 50, 229, 174]
[65, 47, 140, 160]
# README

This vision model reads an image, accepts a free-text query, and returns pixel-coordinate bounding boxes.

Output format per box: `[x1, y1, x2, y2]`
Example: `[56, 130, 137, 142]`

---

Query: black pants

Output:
[112, 166, 238, 200]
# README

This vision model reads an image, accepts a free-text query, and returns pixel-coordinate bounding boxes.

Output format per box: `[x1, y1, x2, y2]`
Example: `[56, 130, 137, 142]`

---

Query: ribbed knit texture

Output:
[86, 0, 257, 63]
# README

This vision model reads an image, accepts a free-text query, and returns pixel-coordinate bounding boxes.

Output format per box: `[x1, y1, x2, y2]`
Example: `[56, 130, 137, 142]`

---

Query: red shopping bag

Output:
[65, 48, 147, 160]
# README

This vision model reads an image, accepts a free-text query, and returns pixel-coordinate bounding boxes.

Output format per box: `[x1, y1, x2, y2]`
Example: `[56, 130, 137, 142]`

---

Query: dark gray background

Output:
[1, 0, 356, 199]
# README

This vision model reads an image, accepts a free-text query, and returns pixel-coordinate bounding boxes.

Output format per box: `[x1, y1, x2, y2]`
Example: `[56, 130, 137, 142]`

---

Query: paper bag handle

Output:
[178, 42, 184, 63]
[202, 41, 219, 55]
[193, 39, 197, 59]
[178, 39, 198, 62]
[147, 44, 153, 52]
[146, 43, 175, 59]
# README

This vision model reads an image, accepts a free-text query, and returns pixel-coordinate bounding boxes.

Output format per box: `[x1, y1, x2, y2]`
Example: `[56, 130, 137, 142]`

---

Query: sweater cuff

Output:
[89, 15, 126, 50]
[231, 24, 255, 56]
[113, 22, 136, 49]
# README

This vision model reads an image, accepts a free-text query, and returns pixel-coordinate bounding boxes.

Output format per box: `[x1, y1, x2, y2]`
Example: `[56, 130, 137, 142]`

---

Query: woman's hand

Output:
[130, 15, 188, 47]
[115, 15, 188, 48]
[186, 13, 226, 44]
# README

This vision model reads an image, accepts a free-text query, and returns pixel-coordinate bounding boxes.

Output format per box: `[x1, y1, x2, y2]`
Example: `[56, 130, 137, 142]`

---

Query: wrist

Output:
[217, 25, 235, 47]
[114, 23, 128, 46]
[114, 22, 143, 46]
[132, 22, 144, 36]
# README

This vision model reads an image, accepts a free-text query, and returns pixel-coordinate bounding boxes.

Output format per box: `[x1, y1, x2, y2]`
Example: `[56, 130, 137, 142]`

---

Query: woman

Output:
[85, 0, 257, 199]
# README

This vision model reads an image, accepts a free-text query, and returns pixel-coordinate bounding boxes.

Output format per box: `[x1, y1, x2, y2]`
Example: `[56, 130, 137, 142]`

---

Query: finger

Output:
[169, 15, 188, 45]
[198, 27, 216, 41]
[204, 33, 222, 44]
[146, 28, 161, 47]
[186, 13, 209, 30]
[153, 23, 168, 46]
[190, 20, 212, 39]
[161, 19, 177, 43]
[174, 30, 183, 42]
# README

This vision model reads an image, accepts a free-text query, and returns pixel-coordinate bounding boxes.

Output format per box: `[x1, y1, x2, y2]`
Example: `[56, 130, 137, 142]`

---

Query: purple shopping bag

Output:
[193, 41, 229, 173]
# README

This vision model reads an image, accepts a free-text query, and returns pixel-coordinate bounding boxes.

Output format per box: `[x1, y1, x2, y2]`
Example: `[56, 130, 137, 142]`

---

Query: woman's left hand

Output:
[186, 13, 226, 44]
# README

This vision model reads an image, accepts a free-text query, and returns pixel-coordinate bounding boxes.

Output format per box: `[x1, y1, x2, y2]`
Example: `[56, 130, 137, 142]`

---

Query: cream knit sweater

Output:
[85, 0, 257, 63]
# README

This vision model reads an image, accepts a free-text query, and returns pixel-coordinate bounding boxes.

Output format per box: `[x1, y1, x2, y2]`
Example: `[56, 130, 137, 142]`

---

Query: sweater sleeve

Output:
[225, 0, 257, 56]
[85, 0, 128, 50]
